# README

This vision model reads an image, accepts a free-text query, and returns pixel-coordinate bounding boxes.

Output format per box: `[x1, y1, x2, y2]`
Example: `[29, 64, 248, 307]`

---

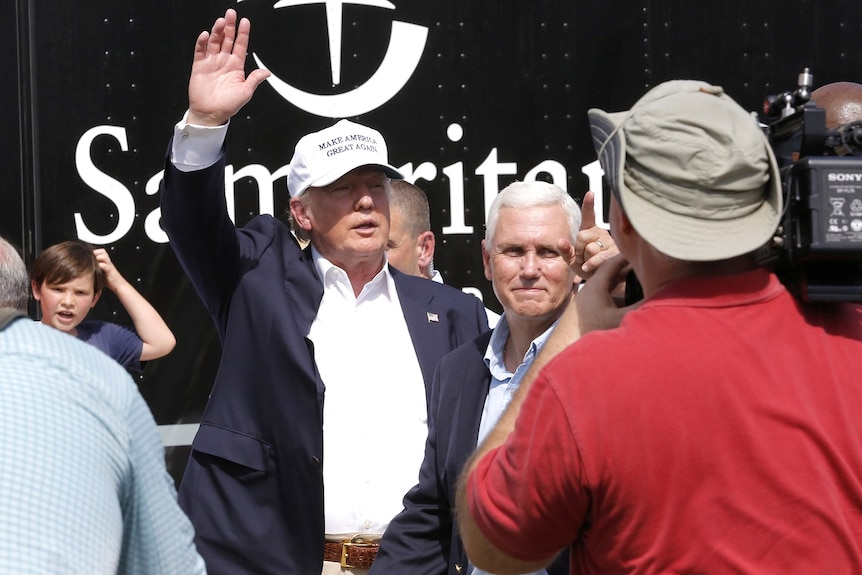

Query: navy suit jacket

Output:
[370, 332, 569, 575]
[160, 152, 488, 575]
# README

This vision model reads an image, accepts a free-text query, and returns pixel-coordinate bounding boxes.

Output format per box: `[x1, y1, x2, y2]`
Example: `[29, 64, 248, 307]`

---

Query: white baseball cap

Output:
[287, 119, 403, 197]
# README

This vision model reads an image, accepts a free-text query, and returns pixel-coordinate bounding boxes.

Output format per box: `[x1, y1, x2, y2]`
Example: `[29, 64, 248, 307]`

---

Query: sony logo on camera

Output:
[827, 173, 862, 182]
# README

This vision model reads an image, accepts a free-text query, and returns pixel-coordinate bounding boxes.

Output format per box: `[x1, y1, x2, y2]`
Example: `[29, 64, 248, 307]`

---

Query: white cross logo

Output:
[273, 0, 396, 86]
[241, 0, 429, 118]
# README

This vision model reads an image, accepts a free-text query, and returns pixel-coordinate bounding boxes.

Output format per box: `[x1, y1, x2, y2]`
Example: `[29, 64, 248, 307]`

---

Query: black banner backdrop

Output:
[6, 0, 862, 482]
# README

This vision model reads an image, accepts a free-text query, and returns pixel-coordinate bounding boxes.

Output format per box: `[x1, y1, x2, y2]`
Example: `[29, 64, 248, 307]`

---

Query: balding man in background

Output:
[811, 81, 862, 129]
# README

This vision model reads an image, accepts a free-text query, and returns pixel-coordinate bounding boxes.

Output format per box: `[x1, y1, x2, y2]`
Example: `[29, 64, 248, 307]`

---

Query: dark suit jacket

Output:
[160, 152, 488, 575]
[370, 332, 569, 575]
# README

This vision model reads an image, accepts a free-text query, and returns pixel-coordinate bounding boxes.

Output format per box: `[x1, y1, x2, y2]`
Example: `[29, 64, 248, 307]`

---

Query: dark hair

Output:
[30, 241, 105, 293]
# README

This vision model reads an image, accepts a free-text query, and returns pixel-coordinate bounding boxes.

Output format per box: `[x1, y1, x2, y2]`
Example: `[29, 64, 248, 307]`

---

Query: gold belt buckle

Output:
[340, 535, 377, 569]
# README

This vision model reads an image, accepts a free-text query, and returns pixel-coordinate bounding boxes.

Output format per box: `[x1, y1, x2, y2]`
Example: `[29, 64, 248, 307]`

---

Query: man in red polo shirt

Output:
[457, 80, 862, 574]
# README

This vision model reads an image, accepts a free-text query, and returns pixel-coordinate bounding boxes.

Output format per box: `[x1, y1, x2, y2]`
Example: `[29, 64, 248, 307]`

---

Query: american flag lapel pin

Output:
[427, 311, 439, 323]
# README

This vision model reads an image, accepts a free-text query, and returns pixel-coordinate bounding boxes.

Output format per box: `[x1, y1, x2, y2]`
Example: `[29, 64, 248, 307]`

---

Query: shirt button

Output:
[363, 520, 372, 530]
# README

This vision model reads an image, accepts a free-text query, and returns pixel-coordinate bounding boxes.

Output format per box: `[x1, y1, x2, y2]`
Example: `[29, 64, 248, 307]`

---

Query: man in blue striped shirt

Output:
[0, 237, 206, 574]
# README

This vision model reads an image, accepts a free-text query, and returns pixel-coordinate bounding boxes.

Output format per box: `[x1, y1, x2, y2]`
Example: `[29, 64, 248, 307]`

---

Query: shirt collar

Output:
[483, 314, 560, 381]
[311, 245, 395, 301]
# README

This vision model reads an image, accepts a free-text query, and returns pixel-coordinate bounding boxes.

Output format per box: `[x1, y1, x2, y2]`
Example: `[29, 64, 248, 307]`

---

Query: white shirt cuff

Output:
[170, 110, 229, 172]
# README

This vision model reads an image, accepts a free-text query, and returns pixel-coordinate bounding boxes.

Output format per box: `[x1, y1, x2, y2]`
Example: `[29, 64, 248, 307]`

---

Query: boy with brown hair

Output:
[30, 240, 175, 370]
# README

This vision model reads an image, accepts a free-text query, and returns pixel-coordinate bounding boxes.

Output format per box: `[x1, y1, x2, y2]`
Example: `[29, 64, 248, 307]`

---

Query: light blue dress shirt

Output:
[0, 319, 206, 574]
[470, 314, 558, 575]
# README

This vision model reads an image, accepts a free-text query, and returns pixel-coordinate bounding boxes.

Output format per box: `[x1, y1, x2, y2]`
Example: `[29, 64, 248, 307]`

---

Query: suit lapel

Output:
[392, 268, 450, 390]
[448, 334, 493, 573]
[456, 333, 493, 450]
[283, 243, 323, 331]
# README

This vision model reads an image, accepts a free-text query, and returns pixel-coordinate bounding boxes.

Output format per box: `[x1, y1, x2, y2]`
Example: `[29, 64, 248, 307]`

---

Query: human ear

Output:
[481, 240, 493, 282]
[290, 196, 313, 231]
[417, 231, 435, 269]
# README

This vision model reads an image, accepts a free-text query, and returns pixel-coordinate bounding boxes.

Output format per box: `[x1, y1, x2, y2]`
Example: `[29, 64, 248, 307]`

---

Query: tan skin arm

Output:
[95, 249, 176, 361]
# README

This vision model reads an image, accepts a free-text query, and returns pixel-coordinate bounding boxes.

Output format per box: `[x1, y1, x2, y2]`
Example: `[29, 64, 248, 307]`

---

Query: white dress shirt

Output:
[309, 250, 427, 537]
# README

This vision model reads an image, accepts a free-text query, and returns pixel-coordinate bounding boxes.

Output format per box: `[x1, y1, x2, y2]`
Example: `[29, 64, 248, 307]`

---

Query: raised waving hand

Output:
[187, 9, 271, 127]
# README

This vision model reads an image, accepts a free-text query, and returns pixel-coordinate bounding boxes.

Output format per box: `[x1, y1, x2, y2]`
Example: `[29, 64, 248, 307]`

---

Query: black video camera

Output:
[757, 68, 862, 302]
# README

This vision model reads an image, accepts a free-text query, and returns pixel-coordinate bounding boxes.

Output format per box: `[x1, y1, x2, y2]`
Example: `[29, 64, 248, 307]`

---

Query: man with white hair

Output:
[458, 80, 862, 574]
[371, 183, 614, 575]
